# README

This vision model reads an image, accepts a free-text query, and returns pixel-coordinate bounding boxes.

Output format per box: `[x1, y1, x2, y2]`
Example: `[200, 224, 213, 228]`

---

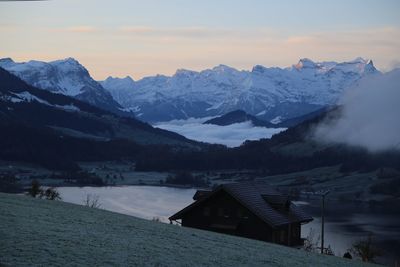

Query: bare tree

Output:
[303, 228, 320, 253]
[350, 234, 382, 263]
[83, 194, 101, 208]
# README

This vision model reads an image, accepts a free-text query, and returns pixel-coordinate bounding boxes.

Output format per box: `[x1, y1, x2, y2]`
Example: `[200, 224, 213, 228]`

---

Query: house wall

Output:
[181, 190, 304, 246]
[272, 223, 302, 246]
[181, 190, 274, 242]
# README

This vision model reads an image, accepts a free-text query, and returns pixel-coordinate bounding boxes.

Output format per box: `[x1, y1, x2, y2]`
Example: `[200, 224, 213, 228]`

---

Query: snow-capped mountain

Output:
[0, 57, 128, 116]
[0, 66, 196, 146]
[101, 58, 379, 122]
[100, 76, 137, 108]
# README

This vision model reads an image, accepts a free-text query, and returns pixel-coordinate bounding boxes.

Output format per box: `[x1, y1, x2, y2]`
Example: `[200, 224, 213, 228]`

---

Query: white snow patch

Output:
[7, 91, 80, 112]
[56, 104, 80, 112]
[206, 102, 224, 111]
[256, 110, 267, 116]
[13, 91, 50, 105]
[119, 106, 141, 113]
[270, 116, 283, 124]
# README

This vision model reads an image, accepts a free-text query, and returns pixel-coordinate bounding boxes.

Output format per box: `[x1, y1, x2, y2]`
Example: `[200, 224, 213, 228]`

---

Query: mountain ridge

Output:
[1, 57, 380, 123]
[0, 57, 133, 118]
[203, 108, 329, 128]
[100, 58, 379, 122]
[204, 110, 277, 128]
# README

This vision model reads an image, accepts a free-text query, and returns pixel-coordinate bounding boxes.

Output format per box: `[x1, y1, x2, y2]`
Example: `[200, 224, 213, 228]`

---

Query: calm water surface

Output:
[57, 186, 196, 222]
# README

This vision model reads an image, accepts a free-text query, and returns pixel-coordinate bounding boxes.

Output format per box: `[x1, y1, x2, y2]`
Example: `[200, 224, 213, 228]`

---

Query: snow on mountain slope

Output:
[0, 57, 126, 116]
[101, 58, 379, 122]
[1, 91, 81, 112]
[0, 67, 197, 147]
[100, 76, 136, 107]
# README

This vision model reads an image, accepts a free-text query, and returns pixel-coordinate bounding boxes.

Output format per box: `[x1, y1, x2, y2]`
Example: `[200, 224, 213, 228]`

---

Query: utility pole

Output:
[320, 190, 329, 254]
[301, 189, 330, 254]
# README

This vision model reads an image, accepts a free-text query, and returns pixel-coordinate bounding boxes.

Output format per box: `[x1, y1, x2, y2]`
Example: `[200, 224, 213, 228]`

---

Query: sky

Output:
[1, 0, 400, 80]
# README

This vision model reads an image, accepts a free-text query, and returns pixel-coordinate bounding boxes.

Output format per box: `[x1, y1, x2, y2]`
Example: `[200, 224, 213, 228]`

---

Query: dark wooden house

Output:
[169, 182, 313, 247]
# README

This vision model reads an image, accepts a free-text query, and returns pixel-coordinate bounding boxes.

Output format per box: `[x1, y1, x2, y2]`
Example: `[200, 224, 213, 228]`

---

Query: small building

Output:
[169, 182, 313, 247]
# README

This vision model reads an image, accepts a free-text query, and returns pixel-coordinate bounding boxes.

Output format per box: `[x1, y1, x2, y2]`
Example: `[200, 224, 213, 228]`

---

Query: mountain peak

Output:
[49, 57, 88, 75]
[212, 64, 237, 73]
[332, 57, 378, 74]
[175, 69, 198, 76]
[0, 57, 14, 64]
[106, 75, 134, 82]
[124, 75, 134, 81]
[64, 57, 79, 63]
[51, 57, 81, 65]
[350, 57, 368, 64]
[252, 65, 267, 73]
[294, 58, 316, 69]
[364, 59, 378, 74]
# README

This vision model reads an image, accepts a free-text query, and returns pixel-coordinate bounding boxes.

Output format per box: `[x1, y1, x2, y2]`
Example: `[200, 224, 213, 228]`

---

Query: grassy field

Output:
[256, 166, 390, 202]
[0, 193, 377, 267]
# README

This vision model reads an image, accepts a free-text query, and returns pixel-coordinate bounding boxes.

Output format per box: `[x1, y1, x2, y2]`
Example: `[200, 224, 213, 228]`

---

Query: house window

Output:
[203, 207, 210, 216]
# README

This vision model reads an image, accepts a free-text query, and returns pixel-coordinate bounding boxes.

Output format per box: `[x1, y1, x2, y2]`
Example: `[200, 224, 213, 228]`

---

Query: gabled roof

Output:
[193, 190, 211, 201]
[169, 181, 313, 228]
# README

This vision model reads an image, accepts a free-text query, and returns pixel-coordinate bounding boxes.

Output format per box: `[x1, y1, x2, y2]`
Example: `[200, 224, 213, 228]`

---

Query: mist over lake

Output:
[154, 118, 285, 147]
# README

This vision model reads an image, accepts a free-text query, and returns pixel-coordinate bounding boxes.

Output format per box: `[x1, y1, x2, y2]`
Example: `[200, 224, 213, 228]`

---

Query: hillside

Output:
[203, 109, 328, 128]
[0, 67, 201, 170]
[0, 193, 375, 267]
[136, 108, 400, 175]
[0, 67, 194, 145]
[204, 110, 276, 128]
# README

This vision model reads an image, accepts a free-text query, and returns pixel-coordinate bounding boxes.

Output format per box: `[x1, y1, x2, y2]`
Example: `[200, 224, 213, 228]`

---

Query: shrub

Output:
[28, 180, 41, 198]
[350, 234, 382, 263]
[27, 180, 61, 200]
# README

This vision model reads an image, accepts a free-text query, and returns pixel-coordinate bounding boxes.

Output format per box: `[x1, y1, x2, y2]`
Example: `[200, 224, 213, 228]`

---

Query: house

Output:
[169, 182, 313, 247]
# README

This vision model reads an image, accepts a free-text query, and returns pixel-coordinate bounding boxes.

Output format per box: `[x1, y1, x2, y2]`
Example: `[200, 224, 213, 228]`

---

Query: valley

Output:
[1, 1, 399, 266]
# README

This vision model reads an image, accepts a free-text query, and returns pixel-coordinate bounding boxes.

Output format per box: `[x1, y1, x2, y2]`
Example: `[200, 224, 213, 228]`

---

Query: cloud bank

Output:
[154, 117, 285, 147]
[313, 69, 400, 152]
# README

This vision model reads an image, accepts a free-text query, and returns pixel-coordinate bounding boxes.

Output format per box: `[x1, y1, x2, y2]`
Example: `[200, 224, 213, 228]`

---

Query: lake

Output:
[57, 185, 400, 265]
[297, 198, 400, 264]
[57, 186, 196, 222]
